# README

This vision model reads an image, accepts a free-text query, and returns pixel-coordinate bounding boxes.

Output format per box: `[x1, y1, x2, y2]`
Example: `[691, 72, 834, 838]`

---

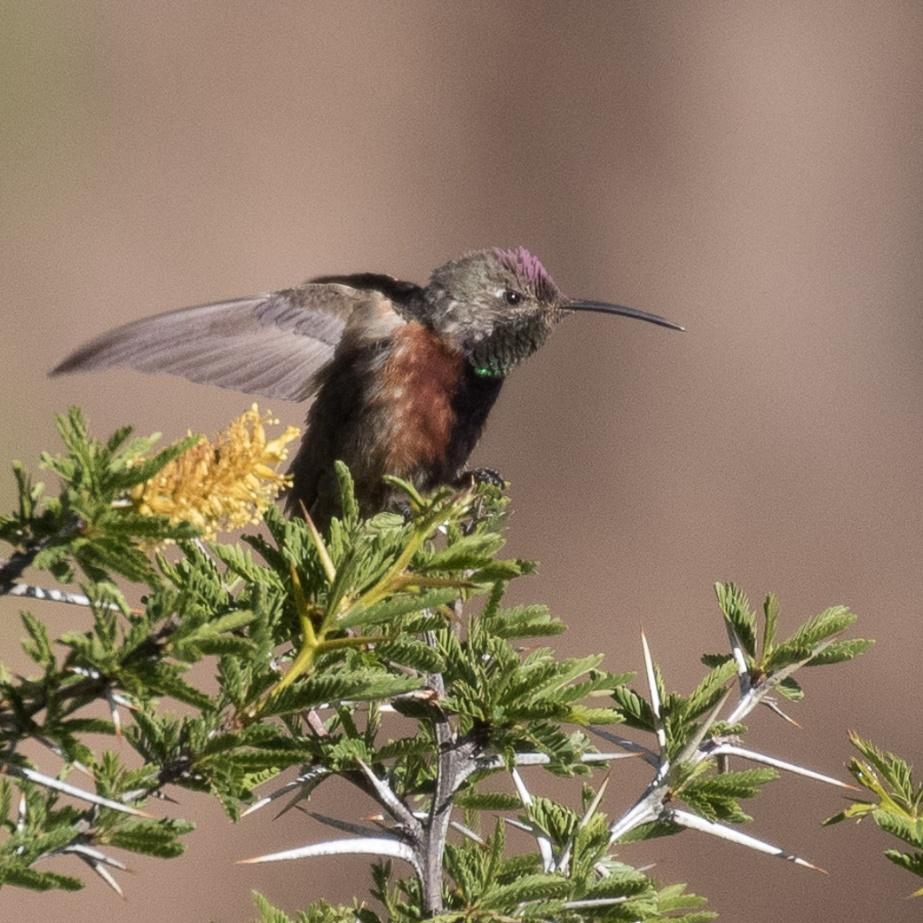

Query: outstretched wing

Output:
[50, 282, 394, 402]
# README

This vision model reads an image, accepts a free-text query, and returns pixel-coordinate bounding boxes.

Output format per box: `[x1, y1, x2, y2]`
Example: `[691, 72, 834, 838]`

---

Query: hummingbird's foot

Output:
[455, 468, 507, 535]
[457, 467, 506, 490]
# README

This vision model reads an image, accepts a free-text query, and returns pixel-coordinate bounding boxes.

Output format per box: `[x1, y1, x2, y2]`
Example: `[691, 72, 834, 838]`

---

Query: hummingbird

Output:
[52, 247, 682, 527]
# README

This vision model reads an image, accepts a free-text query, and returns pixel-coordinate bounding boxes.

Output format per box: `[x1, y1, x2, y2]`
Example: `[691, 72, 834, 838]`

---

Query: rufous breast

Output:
[380, 322, 464, 475]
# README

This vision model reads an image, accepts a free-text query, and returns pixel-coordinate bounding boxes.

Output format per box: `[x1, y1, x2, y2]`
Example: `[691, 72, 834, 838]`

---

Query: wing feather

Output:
[50, 283, 389, 402]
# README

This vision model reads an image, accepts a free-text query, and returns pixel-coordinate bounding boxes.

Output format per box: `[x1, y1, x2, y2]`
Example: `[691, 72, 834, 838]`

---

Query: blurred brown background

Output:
[2, 1, 922, 920]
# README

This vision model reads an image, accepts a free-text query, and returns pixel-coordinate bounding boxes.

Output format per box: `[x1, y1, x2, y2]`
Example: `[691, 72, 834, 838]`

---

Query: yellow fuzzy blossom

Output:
[131, 405, 300, 538]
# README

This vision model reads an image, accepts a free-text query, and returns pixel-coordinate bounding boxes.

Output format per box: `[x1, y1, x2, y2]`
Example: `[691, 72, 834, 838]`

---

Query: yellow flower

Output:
[131, 405, 300, 539]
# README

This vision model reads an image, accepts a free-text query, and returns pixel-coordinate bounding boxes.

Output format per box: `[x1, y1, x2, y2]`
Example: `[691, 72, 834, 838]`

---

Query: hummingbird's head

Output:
[424, 247, 683, 379]
[424, 247, 566, 378]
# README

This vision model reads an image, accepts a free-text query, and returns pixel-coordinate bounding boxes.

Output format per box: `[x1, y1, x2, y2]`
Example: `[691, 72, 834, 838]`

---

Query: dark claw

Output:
[458, 467, 506, 490]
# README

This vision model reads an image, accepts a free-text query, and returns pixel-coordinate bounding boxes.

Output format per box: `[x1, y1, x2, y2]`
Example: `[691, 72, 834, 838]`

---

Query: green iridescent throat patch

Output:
[472, 362, 507, 379]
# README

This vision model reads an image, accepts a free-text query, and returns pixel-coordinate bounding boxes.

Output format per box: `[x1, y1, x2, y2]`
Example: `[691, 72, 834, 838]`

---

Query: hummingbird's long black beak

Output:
[566, 299, 684, 332]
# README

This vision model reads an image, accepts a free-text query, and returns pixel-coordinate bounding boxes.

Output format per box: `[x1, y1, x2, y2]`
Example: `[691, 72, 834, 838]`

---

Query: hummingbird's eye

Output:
[503, 289, 523, 305]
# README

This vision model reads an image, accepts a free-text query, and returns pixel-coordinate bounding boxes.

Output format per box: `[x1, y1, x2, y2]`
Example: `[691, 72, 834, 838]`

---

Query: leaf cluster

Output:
[0, 408, 198, 586]
[0, 410, 875, 919]
[705, 584, 873, 705]
[825, 732, 923, 896]
[606, 583, 870, 869]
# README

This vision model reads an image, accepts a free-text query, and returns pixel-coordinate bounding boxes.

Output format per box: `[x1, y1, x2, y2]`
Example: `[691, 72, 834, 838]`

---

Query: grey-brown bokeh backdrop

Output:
[2, 2, 922, 920]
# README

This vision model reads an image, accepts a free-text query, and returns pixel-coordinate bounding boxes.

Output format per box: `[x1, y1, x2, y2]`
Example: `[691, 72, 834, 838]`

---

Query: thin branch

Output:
[466, 750, 638, 778]
[0, 550, 41, 595]
[299, 501, 336, 585]
[4, 582, 122, 610]
[0, 518, 81, 595]
[563, 897, 631, 909]
[355, 760, 422, 842]
[421, 629, 463, 916]
[370, 811, 487, 847]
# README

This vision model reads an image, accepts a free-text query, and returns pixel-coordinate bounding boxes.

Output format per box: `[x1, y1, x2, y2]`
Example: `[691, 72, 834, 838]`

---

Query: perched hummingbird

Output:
[52, 247, 682, 526]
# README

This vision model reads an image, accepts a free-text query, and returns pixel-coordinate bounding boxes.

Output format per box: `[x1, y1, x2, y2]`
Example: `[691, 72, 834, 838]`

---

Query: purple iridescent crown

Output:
[494, 247, 559, 300]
